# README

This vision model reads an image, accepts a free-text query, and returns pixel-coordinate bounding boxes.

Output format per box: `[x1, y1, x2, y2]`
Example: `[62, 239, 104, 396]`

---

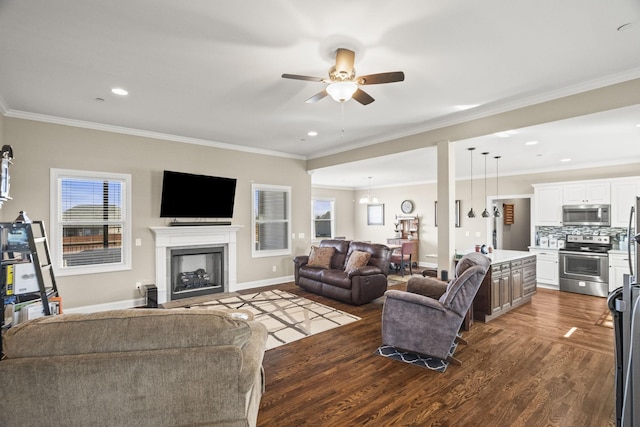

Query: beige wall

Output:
[498, 198, 531, 251]
[311, 187, 355, 240]
[4, 111, 639, 310]
[2, 117, 311, 309]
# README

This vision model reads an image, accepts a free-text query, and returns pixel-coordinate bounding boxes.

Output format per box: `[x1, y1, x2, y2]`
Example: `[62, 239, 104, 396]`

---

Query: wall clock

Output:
[401, 200, 414, 214]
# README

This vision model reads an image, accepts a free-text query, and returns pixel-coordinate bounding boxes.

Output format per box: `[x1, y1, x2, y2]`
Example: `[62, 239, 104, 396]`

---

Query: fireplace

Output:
[151, 225, 241, 304]
[170, 246, 225, 300]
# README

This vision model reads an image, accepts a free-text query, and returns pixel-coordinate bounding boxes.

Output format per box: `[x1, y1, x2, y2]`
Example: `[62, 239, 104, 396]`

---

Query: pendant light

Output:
[481, 152, 490, 217]
[493, 156, 502, 217]
[467, 147, 476, 218]
[359, 176, 378, 204]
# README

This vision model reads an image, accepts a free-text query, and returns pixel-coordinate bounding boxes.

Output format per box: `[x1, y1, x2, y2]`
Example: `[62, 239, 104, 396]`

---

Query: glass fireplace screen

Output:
[170, 247, 224, 299]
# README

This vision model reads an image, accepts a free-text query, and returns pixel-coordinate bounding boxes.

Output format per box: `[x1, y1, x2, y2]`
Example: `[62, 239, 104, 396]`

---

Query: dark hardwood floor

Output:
[249, 282, 616, 426]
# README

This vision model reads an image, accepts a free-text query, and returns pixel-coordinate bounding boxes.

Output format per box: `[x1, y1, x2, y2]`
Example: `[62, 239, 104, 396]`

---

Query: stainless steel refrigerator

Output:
[609, 197, 640, 427]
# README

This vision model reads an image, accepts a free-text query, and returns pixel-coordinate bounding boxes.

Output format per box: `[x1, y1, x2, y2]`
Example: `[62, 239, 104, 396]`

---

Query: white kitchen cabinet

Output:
[609, 251, 632, 293]
[529, 248, 559, 289]
[611, 180, 640, 227]
[533, 184, 563, 226]
[563, 182, 610, 205]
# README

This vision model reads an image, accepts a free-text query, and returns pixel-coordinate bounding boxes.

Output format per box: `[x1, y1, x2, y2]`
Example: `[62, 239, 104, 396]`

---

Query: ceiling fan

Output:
[282, 48, 405, 105]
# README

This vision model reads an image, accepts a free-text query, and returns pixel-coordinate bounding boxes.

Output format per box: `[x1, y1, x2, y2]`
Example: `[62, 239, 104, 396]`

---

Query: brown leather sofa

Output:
[293, 239, 392, 305]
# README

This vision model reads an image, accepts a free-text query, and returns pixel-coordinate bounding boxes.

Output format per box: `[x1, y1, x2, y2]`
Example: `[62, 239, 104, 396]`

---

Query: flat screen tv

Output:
[160, 170, 237, 219]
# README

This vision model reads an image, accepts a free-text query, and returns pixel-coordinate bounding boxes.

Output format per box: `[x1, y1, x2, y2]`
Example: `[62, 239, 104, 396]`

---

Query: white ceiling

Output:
[1, 0, 639, 188]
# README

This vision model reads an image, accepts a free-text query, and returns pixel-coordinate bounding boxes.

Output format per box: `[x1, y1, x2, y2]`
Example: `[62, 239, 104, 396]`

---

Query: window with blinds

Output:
[312, 198, 334, 239]
[252, 183, 291, 257]
[50, 169, 131, 276]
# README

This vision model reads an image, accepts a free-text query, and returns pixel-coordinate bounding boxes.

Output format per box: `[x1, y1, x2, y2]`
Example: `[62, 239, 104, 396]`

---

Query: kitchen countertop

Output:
[608, 249, 631, 255]
[528, 245, 560, 251]
[457, 249, 533, 264]
[485, 249, 534, 264]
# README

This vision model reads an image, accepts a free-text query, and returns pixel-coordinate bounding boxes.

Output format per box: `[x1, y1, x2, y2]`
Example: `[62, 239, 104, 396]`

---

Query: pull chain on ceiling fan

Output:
[282, 48, 405, 105]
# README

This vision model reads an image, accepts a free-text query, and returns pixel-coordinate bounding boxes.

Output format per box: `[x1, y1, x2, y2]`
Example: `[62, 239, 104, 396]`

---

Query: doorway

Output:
[488, 195, 532, 251]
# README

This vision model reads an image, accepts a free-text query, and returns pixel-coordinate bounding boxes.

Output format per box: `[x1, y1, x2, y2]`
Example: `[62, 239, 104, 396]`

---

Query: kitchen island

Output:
[470, 249, 537, 323]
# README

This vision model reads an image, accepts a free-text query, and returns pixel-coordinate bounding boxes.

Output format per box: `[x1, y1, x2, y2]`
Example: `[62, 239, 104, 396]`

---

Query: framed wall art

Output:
[367, 204, 384, 225]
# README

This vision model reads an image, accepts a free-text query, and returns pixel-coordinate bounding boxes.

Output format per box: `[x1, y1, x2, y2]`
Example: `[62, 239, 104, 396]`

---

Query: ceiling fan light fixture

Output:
[326, 81, 358, 103]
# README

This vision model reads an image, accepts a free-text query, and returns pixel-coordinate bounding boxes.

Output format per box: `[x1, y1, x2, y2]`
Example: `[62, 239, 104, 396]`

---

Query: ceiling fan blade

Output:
[352, 88, 374, 105]
[281, 74, 325, 82]
[357, 71, 405, 85]
[335, 48, 355, 75]
[305, 90, 328, 103]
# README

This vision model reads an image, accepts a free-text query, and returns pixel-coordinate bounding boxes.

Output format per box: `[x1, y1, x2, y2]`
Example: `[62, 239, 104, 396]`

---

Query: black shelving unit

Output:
[1, 220, 58, 357]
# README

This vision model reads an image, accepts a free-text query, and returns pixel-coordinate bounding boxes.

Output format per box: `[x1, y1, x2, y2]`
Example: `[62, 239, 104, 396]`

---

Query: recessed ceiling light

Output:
[494, 130, 518, 138]
[560, 158, 572, 162]
[636, 123, 640, 128]
[307, 131, 318, 137]
[525, 141, 539, 146]
[111, 88, 128, 96]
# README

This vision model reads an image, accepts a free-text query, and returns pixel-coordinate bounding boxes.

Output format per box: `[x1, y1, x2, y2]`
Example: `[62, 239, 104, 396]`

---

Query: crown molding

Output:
[2, 109, 306, 161]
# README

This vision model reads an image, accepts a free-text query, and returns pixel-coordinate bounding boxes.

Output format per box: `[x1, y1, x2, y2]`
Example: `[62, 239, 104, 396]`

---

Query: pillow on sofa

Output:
[308, 246, 335, 268]
[344, 250, 371, 271]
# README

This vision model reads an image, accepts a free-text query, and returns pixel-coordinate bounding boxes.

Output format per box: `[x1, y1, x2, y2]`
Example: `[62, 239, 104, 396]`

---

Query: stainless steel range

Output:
[559, 235, 612, 297]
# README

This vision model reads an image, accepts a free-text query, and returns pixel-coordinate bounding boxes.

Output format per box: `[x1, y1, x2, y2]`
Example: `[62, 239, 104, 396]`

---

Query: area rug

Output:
[595, 309, 614, 329]
[374, 343, 458, 373]
[184, 289, 361, 350]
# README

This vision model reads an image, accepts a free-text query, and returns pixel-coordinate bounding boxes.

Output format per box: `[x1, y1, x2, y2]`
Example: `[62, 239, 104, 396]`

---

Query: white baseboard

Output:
[63, 276, 295, 313]
[230, 275, 294, 292]
[63, 298, 147, 314]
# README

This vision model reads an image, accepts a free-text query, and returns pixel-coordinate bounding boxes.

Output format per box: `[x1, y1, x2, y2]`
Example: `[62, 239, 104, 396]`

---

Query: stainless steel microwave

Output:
[562, 204, 610, 226]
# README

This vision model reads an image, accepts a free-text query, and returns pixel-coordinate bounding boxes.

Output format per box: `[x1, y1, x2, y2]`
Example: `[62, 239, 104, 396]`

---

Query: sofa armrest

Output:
[384, 289, 446, 312]
[406, 276, 448, 299]
[293, 255, 309, 267]
[347, 265, 382, 278]
[238, 321, 268, 391]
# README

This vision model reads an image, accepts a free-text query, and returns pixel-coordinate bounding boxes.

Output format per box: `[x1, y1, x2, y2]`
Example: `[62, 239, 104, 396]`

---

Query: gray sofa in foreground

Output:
[0, 308, 268, 427]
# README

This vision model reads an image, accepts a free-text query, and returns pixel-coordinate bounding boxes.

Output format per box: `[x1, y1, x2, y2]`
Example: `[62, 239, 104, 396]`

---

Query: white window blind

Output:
[252, 184, 291, 257]
[51, 169, 131, 275]
[312, 198, 334, 239]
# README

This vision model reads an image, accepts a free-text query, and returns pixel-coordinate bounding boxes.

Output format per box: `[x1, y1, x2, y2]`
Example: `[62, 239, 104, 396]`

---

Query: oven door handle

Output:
[628, 206, 634, 276]
[560, 251, 608, 258]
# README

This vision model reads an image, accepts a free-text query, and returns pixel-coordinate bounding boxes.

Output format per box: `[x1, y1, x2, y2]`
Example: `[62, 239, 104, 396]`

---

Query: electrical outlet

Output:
[272, 266, 277, 272]
[136, 281, 142, 289]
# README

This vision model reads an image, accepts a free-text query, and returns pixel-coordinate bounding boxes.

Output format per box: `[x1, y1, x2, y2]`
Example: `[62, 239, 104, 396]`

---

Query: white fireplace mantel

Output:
[150, 225, 242, 303]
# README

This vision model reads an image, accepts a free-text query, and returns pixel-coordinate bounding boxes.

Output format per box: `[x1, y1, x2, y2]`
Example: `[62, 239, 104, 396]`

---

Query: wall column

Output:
[436, 140, 455, 278]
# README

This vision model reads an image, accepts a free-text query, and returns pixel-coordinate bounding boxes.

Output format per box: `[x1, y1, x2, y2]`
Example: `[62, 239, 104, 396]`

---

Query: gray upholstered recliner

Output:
[381, 252, 490, 365]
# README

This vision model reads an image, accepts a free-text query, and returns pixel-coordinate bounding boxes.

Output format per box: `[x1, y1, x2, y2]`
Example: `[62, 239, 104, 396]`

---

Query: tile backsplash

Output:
[535, 226, 630, 246]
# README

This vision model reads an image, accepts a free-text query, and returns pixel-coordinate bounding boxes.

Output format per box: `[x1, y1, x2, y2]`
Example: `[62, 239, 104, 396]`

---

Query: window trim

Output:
[311, 197, 335, 241]
[251, 183, 291, 258]
[50, 168, 132, 276]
